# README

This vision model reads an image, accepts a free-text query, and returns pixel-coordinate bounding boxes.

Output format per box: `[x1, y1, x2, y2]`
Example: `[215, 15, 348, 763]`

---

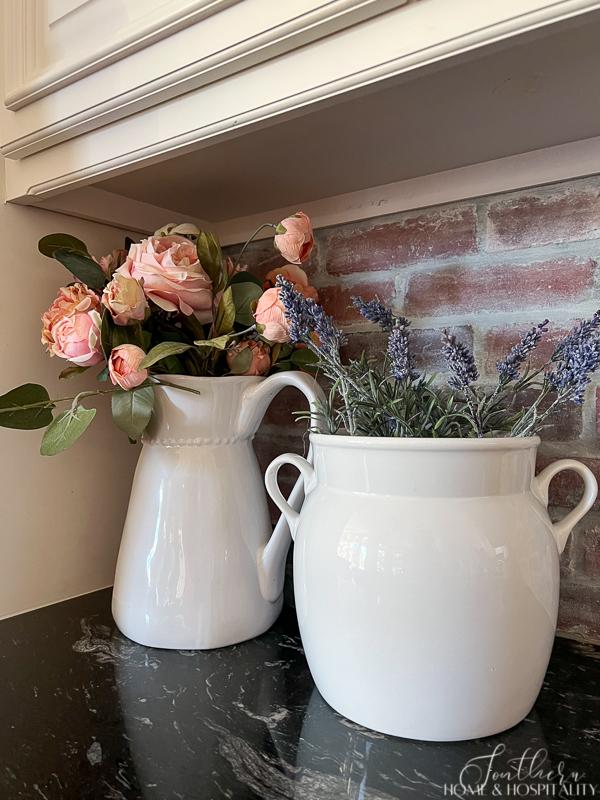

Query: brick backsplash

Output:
[231, 174, 600, 645]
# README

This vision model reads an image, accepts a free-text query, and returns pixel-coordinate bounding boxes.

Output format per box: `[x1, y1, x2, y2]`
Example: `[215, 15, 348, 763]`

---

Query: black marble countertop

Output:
[1, 589, 599, 800]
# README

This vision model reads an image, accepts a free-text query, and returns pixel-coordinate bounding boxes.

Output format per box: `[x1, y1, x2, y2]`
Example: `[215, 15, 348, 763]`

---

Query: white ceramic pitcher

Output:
[266, 433, 597, 741]
[112, 373, 321, 650]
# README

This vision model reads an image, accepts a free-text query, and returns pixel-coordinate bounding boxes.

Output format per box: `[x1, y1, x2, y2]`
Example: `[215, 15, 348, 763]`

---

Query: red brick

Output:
[558, 581, 600, 643]
[318, 280, 395, 325]
[483, 324, 573, 376]
[342, 325, 473, 371]
[253, 430, 307, 524]
[405, 259, 595, 316]
[537, 454, 600, 511]
[263, 386, 311, 427]
[487, 188, 600, 251]
[514, 389, 582, 441]
[574, 515, 600, 579]
[322, 206, 477, 275]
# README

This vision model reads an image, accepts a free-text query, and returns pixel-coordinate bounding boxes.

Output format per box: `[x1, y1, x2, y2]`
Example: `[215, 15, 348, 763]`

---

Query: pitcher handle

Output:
[533, 459, 597, 554]
[238, 371, 323, 435]
[265, 454, 316, 541]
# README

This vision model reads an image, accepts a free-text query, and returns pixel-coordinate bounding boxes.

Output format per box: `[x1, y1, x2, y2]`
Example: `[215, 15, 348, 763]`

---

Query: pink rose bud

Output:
[102, 274, 148, 325]
[41, 284, 103, 366]
[274, 212, 314, 265]
[254, 287, 290, 343]
[263, 265, 319, 302]
[108, 345, 149, 391]
[118, 235, 213, 321]
[226, 340, 271, 376]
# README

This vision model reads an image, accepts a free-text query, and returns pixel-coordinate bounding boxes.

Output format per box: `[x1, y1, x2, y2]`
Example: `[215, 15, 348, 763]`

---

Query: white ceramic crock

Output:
[112, 373, 321, 650]
[266, 434, 597, 741]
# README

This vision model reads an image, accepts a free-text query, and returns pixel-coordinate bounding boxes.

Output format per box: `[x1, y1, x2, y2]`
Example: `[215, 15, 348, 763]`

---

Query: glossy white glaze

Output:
[265, 434, 597, 741]
[112, 373, 321, 649]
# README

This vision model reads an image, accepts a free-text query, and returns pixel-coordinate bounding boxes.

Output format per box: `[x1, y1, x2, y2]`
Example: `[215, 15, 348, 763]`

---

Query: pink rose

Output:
[263, 265, 319, 302]
[254, 288, 290, 343]
[274, 212, 314, 265]
[119, 235, 213, 320]
[108, 345, 148, 391]
[41, 284, 103, 366]
[226, 340, 271, 376]
[49, 311, 103, 366]
[102, 274, 148, 325]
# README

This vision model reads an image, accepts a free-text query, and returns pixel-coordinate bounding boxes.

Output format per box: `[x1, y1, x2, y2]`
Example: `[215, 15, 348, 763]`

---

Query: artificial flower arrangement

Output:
[276, 276, 600, 437]
[0, 213, 318, 455]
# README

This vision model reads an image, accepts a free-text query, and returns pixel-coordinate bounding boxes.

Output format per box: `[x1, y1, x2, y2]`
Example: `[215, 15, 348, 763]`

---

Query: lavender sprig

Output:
[547, 322, 600, 405]
[352, 297, 398, 331]
[276, 275, 346, 355]
[551, 311, 600, 362]
[275, 275, 312, 344]
[387, 322, 415, 382]
[496, 320, 549, 383]
[441, 330, 479, 392]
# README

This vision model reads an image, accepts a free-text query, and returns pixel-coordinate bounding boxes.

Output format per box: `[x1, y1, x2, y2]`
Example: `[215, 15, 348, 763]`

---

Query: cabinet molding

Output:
[1, 0, 407, 158]
[3, 0, 237, 110]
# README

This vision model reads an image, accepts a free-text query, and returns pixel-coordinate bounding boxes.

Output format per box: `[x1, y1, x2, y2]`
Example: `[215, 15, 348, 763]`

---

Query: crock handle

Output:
[265, 454, 316, 541]
[533, 459, 597, 554]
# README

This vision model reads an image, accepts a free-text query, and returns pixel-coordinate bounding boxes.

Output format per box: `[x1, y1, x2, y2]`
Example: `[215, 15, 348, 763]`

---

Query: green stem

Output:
[0, 387, 120, 415]
[233, 223, 277, 271]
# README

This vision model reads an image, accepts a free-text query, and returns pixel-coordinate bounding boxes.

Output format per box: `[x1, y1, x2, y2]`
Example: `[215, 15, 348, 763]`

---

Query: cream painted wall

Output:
[0, 198, 141, 618]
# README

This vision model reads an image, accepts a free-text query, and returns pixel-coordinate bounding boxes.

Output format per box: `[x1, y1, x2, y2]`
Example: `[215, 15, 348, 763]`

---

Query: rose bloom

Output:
[274, 212, 314, 265]
[41, 284, 103, 366]
[254, 288, 290, 343]
[226, 339, 271, 376]
[102, 274, 148, 325]
[119, 235, 212, 320]
[108, 344, 148, 391]
[263, 264, 319, 302]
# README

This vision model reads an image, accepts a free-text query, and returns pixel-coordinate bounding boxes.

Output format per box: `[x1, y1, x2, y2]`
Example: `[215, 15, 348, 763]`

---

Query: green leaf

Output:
[140, 341, 192, 369]
[229, 347, 253, 375]
[193, 335, 230, 350]
[111, 386, 154, 439]
[231, 281, 263, 326]
[0, 384, 54, 430]
[38, 233, 89, 259]
[214, 286, 236, 335]
[229, 271, 263, 288]
[40, 406, 96, 455]
[290, 348, 319, 370]
[53, 248, 106, 290]
[196, 231, 225, 290]
[97, 366, 109, 382]
[59, 364, 90, 380]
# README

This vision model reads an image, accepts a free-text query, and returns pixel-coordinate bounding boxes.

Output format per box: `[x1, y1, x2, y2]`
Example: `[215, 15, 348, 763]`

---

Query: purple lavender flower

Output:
[551, 311, 600, 362]
[441, 330, 479, 391]
[387, 322, 415, 381]
[496, 320, 549, 382]
[276, 276, 345, 353]
[275, 276, 311, 343]
[352, 297, 395, 331]
[547, 313, 600, 404]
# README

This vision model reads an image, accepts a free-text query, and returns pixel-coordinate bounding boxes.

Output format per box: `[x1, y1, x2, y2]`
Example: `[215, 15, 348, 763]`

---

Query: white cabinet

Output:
[2, 0, 600, 240]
